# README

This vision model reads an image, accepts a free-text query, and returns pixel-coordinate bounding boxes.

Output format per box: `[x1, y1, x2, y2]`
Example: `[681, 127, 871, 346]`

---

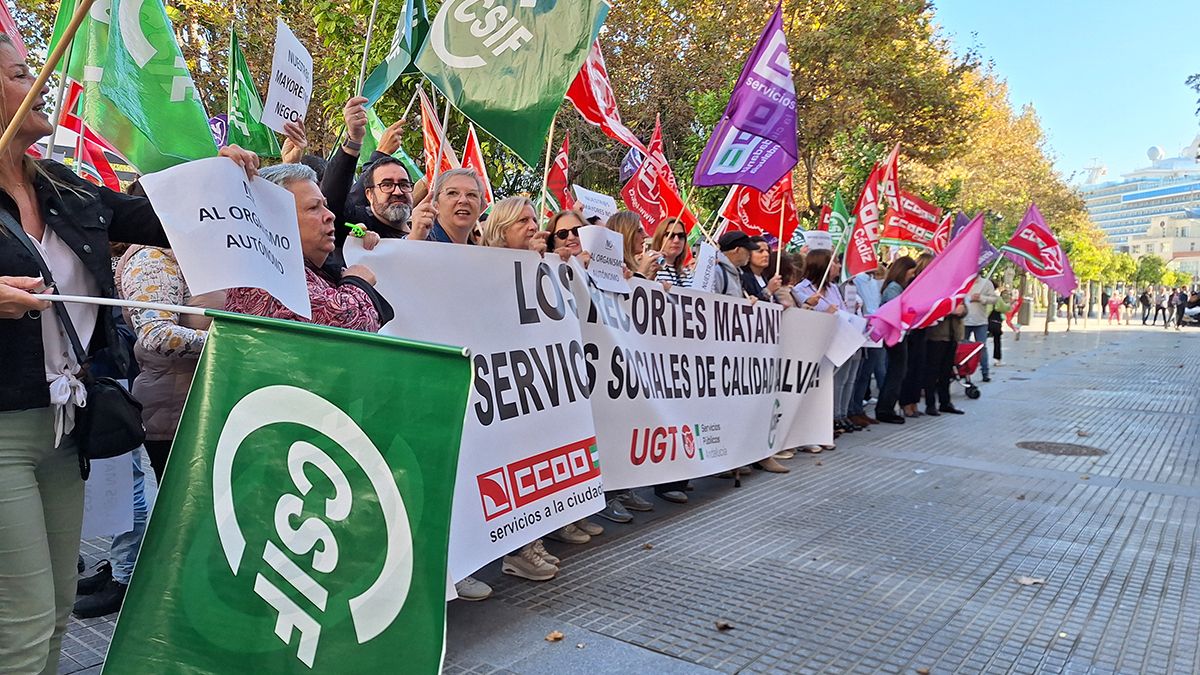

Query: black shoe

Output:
[876, 413, 906, 424]
[73, 578, 127, 618]
[982, 375, 991, 382]
[924, 408, 941, 416]
[76, 560, 112, 597]
[939, 406, 965, 415]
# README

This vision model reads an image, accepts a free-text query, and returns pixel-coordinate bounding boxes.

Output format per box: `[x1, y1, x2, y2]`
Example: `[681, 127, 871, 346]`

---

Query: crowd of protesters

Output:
[0, 38, 1079, 672]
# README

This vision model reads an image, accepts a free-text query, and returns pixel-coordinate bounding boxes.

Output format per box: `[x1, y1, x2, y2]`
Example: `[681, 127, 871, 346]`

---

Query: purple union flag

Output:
[693, 4, 798, 192]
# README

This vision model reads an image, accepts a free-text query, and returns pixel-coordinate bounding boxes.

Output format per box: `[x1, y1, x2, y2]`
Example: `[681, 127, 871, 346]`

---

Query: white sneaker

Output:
[502, 545, 558, 581]
[547, 524, 591, 544]
[993, 360, 1003, 367]
[455, 576, 493, 601]
[532, 539, 560, 565]
[575, 518, 604, 536]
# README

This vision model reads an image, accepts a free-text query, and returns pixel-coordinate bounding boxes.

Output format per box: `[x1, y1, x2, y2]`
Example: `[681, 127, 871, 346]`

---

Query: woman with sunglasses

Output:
[547, 210, 587, 260]
[650, 217, 692, 288]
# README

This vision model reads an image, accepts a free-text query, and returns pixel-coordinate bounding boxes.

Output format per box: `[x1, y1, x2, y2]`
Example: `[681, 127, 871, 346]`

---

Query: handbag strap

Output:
[0, 207, 90, 365]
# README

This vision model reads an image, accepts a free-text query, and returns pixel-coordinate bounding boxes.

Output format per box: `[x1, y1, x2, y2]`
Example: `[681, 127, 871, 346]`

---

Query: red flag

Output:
[881, 190, 942, 249]
[1005, 297, 1023, 331]
[817, 203, 832, 231]
[620, 120, 697, 234]
[879, 143, 901, 212]
[418, 88, 459, 186]
[461, 123, 494, 207]
[928, 213, 953, 255]
[566, 40, 648, 154]
[844, 164, 883, 277]
[76, 138, 120, 192]
[719, 173, 799, 246]
[0, 1, 27, 60]
[543, 133, 573, 218]
[1000, 203, 1078, 296]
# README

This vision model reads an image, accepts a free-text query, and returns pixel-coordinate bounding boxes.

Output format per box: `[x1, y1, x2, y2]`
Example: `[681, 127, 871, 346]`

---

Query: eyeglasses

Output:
[666, 232, 687, 240]
[369, 180, 414, 194]
[554, 226, 581, 240]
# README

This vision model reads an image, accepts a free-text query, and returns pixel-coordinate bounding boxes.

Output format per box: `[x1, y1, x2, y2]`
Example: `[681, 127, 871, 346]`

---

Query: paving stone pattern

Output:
[62, 323, 1199, 674]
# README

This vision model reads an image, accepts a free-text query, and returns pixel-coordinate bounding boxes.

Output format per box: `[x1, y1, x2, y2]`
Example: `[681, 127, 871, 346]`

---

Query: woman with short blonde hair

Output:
[481, 196, 540, 251]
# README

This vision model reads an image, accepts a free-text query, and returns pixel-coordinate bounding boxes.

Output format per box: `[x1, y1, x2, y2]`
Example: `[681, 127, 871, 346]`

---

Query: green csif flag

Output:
[359, 108, 423, 181]
[416, 1, 609, 166]
[228, 31, 281, 157]
[361, 0, 430, 106]
[829, 189, 851, 252]
[50, 0, 216, 174]
[104, 311, 470, 674]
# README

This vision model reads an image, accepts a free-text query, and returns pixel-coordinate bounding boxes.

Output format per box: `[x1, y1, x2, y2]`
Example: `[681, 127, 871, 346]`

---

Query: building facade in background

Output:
[1081, 137, 1200, 273]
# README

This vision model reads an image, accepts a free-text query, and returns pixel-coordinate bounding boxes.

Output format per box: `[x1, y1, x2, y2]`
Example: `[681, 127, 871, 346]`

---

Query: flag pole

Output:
[775, 202, 786, 277]
[985, 256, 1003, 280]
[46, 39, 75, 162]
[817, 226, 849, 291]
[0, 0, 97, 159]
[356, 0, 382, 95]
[399, 86, 420, 123]
[430, 97, 452, 185]
[34, 294, 208, 317]
[1043, 282, 1052, 336]
[537, 115, 557, 229]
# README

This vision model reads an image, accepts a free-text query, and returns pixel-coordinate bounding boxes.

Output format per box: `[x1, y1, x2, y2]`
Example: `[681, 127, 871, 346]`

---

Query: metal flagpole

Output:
[47, 39, 75, 161]
[775, 202, 786, 276]
[357, 0, 382, 95]
[34, 294, 208, 317]
[537, 115, 557, 229]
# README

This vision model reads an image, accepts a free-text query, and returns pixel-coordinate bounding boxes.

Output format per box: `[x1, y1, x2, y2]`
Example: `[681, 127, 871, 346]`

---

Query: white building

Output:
[1081, 137, 1200, 253]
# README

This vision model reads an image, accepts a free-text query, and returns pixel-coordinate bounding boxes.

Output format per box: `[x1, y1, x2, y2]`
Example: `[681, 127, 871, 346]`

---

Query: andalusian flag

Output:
[50, 0, 216, 173]
[104, 312, 470, 674]
[416, 1, 609, 166]
[227, 31, 280, 158]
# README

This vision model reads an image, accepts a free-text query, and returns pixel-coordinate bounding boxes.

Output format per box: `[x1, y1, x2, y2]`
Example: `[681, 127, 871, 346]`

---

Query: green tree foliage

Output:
[1135, 254, 1168, 286]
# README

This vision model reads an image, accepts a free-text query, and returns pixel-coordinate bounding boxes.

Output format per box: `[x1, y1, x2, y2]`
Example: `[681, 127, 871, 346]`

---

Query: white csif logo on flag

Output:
[429, 0, 540, 69]
[211, 386, 414, 668]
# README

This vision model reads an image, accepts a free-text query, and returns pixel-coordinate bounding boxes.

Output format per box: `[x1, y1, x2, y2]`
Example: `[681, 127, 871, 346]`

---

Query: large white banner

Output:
[141, 157, 310, 318]
[345, 240, 603, 582]
[574, 279, 840, 490]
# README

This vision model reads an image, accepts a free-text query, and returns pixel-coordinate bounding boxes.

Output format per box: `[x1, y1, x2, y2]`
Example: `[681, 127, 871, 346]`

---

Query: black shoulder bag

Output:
[0, 209, 144, 475]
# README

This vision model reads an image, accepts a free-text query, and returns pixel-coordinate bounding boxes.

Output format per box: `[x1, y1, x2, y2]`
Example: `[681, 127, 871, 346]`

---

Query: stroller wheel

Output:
[966, 384, 981, 400]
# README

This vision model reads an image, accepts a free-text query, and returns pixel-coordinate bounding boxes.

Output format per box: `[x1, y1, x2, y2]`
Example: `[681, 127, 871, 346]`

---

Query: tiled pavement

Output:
[63, 318, 1199, 674]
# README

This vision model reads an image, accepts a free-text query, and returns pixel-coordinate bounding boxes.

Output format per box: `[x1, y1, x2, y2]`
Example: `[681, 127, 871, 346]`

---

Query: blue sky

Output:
[934, 1, 1200, 183]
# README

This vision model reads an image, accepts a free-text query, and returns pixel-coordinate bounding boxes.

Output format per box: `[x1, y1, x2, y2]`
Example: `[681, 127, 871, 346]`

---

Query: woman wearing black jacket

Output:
[0, 35, 259, 672]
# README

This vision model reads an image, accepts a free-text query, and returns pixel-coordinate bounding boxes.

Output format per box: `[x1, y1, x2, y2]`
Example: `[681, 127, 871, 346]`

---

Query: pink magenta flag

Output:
[1000, 203, 1078, 297]
[868, 213, 984, 346]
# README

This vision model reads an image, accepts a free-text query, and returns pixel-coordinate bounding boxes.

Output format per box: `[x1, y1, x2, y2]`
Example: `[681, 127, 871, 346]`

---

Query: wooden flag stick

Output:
[356, 0, 382, 95]
[0, 0, 96, 159]
[537, 115, 557, 229]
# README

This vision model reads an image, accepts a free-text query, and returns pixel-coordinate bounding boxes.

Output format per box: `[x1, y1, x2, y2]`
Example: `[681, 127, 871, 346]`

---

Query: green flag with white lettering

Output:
[228, 31, 281, 157]
[830, 189, 851, 252]
[361, 0, 429, 106]
[50, 0, 216, 173]
[415, 1, 609, 166]
[103, 312, 469, 674]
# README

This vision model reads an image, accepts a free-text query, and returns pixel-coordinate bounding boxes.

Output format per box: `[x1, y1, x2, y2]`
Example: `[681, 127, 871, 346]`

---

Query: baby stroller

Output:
[953, 341, 985, 399]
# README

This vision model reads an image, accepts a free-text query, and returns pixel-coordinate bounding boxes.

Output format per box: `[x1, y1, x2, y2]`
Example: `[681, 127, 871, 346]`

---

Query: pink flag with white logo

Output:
[868, 213, 984, 346]
[1000, 203, 1078, 297]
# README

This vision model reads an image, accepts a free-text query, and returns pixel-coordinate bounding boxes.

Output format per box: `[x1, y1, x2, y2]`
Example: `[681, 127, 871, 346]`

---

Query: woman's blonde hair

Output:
[481, 196, 535, 248]
[606, 210, 643, 269]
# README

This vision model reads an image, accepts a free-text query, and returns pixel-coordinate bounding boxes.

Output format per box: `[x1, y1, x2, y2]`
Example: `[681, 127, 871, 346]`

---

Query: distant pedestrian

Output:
[1174, 286, 1188, 331]
[1106, 294, 1122, 324]
[964, 275, 997, 382]
[1122, 289, 1136, 324]
[1139, 287, 1152, 324]
[1152, 286, 1168, 326]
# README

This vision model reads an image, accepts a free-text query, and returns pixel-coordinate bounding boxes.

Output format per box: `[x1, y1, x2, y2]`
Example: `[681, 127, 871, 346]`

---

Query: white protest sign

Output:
[825, 310, 869, 367]
[692, 242, 720, 293]
[82, 454, 134, 539]
[573, 185, 619, 222]
[777, 310, 839, 449]
[805, 230, 833, 251]
[345, 239, 603, 584]
[261, 18, 312, 133]
[578, 225, 631, 294]
[574, 279, 839, 490]
[141, 156, 310, 318]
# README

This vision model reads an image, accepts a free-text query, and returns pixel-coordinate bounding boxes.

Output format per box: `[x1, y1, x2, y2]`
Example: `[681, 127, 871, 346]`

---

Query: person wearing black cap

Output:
[715, 231, 758, 298]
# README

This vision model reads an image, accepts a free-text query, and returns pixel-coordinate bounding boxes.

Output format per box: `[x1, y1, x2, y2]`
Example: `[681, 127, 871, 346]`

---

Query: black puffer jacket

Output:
[0, 160, 168, 412]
